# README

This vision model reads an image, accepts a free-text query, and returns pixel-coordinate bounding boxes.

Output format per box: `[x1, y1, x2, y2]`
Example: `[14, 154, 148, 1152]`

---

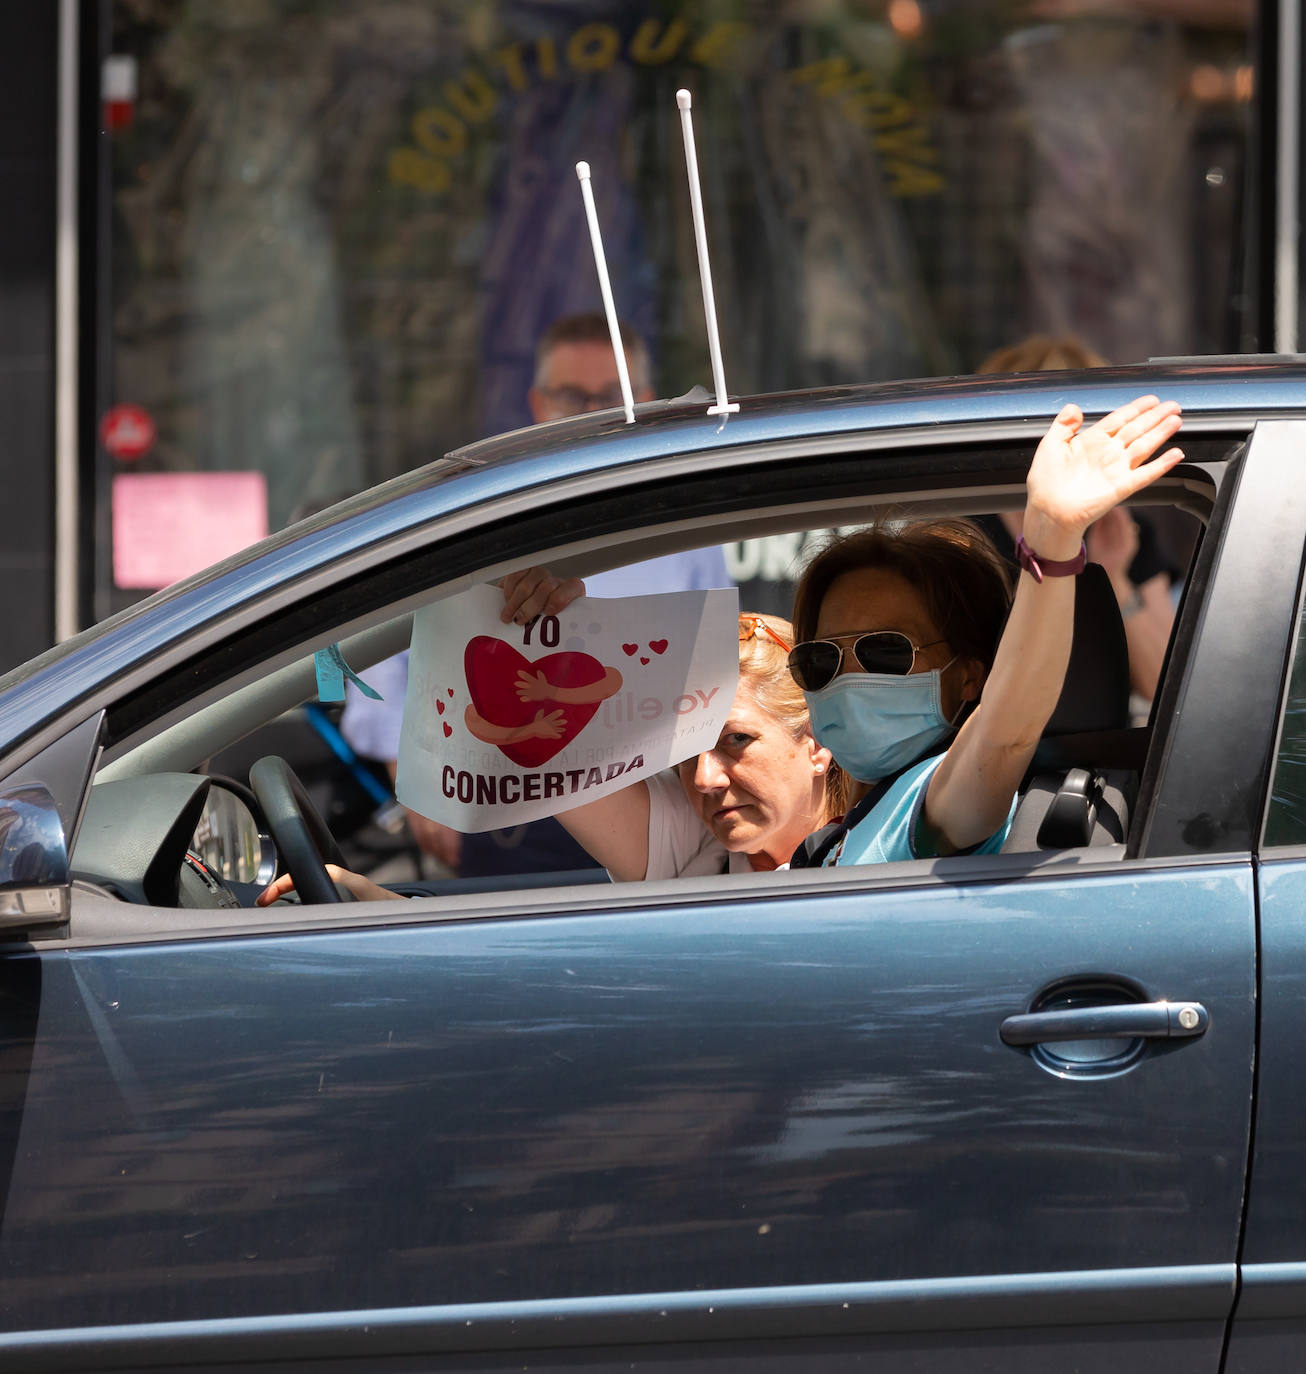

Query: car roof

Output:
[0, 360, 1301, 760]
[447, 358, 1306, 470]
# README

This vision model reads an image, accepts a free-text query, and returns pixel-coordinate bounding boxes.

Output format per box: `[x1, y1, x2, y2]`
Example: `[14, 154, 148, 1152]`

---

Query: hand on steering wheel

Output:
[249, 755, 349, 904]
[258, 864, 399, 906]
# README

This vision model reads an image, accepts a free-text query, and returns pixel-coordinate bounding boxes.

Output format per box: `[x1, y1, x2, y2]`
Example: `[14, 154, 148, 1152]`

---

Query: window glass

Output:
[83, 480, 1202, 907]
[1266, 594, 1306, 846]
[99, 1, 1254, 617]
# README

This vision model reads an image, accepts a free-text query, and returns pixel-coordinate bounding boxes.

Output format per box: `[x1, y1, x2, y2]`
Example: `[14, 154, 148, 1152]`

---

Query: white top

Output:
[586, 548, 731, 597]
[339, 650, 411, 761]
[639, 770, 757, 880]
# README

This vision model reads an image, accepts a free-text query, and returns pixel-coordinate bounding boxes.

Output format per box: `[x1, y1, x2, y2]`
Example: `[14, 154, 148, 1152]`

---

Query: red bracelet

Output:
[1015, 533, 1086, 583]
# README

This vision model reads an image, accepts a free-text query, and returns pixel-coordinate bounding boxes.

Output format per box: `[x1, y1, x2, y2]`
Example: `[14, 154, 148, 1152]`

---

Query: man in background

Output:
[342, 312, 731, 875]
[527, 313, 651, 421]
[528, 314, 729, 594]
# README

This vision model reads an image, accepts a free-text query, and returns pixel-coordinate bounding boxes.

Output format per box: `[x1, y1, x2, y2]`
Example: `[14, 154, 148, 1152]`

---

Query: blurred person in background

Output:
[972, 335, 1184, 708]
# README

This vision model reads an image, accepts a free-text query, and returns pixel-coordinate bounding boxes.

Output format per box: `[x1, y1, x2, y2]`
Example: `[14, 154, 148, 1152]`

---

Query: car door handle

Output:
[999, 1001, 1209, 1047]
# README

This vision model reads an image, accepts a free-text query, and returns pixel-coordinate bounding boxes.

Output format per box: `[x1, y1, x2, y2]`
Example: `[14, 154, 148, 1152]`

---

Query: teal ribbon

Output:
[314, 644, 382, 703]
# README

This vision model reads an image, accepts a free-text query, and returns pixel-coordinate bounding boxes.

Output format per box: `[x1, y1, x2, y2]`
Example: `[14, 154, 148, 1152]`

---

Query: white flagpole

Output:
[575, 161, 636, 425]
[676, 89, 738, 416]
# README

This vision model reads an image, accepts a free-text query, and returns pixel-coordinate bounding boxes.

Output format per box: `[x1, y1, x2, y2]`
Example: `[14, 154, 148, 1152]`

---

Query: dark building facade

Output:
[0, 3, 59, 668]
[0, 0, 1298, 667]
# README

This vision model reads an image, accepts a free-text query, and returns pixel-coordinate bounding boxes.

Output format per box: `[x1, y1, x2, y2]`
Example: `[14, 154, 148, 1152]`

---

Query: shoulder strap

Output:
[789, 770, 903, 869]
[789, 819, 843, 869]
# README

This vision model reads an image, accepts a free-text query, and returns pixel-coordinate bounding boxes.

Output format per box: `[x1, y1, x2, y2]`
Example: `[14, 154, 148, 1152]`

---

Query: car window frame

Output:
[1139, 422, 1306, 860]
[90, 433, 1232, 770]
[9, 430, 1262, 951]
[1257, 484, 1306, 853]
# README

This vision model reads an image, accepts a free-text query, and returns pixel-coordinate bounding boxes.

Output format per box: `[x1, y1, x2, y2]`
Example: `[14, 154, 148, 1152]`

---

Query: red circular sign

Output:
[100, 404, 156, 461]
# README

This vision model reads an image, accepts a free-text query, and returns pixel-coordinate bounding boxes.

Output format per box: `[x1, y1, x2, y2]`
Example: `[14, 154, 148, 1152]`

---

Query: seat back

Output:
[1044, 562, 1130, 735]
[1001, 563, 1135, 852]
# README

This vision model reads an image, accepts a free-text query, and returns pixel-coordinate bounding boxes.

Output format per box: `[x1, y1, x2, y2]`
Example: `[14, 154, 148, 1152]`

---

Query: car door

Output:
[0, 421, 1291, 1374]
[0, 863, 1252, 1372]
[1224, 426, 1306, 1372]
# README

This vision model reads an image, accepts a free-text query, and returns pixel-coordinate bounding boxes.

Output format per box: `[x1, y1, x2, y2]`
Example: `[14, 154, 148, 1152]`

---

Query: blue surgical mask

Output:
[805, 663, 960, 783]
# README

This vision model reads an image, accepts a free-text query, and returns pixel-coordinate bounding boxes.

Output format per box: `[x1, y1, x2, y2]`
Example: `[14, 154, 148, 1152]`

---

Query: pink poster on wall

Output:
[112, 472, 269, 589]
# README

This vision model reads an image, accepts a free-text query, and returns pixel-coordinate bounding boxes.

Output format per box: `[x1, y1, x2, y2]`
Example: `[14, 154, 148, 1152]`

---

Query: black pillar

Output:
[0, 2, 57, 671]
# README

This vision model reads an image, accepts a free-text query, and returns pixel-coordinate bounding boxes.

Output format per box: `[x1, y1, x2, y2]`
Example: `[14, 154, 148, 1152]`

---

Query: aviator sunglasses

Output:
[788, 631, 947, 692]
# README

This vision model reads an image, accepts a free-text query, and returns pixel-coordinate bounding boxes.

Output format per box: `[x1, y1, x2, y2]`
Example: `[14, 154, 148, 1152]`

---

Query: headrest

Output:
[1044, 562, 1130, 734]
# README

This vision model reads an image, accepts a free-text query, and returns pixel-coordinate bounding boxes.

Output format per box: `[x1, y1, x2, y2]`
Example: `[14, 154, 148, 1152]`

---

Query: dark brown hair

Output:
[534, 313, 651, 392]
[736, 613, 849, 821]
[792, 520, 1014, 677]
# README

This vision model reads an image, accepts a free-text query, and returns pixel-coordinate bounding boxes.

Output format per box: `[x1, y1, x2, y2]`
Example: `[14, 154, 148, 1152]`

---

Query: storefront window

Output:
[99, 0, 1255, 612]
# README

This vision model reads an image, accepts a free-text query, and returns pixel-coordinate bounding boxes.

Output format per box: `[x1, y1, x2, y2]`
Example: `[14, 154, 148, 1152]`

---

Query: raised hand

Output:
[1023, 396, 1183, 560]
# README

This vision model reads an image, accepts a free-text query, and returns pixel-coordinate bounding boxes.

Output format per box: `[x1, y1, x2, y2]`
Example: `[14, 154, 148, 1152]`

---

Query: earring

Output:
[814, 765, 825, 775]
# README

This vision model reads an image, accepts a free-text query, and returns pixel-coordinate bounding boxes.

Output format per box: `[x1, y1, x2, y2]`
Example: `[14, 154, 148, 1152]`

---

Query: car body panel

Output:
[0, 1274, 1237, 1374]
[0, 861, 1254, 1369]
[1224, 854, 1306, 1367]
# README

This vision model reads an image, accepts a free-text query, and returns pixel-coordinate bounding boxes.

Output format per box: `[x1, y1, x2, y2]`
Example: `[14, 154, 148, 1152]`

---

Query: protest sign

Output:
[396, 584, 739, 831]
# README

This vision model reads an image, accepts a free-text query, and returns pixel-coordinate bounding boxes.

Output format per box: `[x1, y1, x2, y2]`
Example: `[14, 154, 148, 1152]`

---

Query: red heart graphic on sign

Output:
[436, 699, 445, 715]
[649, 639, 668, 655]
[464, 636, 608, 767]
[640, 657, 650, 665]
[443, 722, 453, 738]
[622, 643, 638, 656]
[447, 687, 454, 697]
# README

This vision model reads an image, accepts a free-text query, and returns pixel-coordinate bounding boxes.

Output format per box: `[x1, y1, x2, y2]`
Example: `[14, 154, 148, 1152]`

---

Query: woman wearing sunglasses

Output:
[786, 395, 1184, 868]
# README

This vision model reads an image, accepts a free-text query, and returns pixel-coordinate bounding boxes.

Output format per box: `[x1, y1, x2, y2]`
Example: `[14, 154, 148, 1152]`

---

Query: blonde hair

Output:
[976, 334, 1108, 375]
[737, 613, 849, 821]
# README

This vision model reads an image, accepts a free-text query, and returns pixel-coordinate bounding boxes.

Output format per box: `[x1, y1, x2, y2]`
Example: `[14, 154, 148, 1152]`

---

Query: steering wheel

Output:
[249, 755, 348, 904]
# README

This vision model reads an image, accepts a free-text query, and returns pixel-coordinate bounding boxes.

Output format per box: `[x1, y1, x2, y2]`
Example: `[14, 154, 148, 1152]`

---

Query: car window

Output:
[341, 506, 1197, 885]
[68, 457, 1219, 928]
[1264, 589, 1306, 846]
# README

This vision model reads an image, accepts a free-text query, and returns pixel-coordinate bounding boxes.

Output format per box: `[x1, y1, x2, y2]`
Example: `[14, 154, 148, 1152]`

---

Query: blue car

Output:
[2, 361, 1306, 1371]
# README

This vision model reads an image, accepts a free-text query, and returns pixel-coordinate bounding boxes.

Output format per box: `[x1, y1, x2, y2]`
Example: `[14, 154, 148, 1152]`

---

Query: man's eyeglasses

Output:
[538, 383, 627, 414]
[787, 631, 946, 692]
[738, 616, 791, 652]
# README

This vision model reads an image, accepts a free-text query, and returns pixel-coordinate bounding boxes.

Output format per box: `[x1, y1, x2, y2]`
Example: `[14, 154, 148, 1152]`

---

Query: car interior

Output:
[30, 444, 1225, 942]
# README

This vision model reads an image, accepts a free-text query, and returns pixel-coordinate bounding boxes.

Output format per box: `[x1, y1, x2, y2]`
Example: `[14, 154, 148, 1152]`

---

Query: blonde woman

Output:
[555, 613, 843, 880]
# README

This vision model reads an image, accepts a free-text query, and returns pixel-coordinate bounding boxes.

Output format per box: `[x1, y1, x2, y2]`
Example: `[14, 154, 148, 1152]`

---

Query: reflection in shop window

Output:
[1267, 600, 1306, 848]
[102, 1, 1255, 615]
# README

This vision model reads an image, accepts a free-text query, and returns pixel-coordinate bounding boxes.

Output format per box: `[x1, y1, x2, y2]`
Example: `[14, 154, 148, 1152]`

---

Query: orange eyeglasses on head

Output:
[738, 616, 792, 653]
